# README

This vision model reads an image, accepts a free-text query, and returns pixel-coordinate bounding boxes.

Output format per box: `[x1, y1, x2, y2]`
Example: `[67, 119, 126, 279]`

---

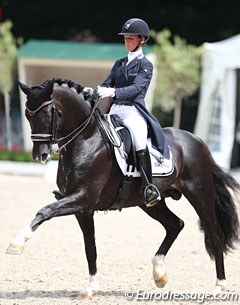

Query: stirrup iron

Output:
[144, 184, 161, 207]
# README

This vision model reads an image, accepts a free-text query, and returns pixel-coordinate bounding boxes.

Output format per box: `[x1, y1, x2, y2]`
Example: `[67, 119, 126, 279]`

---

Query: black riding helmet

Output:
[118, 18, 150, 42]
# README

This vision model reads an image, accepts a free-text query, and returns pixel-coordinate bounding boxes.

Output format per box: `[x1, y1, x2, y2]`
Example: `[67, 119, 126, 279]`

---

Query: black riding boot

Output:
[137, 148, 161, 207]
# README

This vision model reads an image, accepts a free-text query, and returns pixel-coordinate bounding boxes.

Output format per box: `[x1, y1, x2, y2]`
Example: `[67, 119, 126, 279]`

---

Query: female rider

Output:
[97, 18, 170, 207]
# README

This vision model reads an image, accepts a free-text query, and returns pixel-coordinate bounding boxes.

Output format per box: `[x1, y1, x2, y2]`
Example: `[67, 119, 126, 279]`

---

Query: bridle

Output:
[26, 100, 58, 144]
[26, 96, 100, 152]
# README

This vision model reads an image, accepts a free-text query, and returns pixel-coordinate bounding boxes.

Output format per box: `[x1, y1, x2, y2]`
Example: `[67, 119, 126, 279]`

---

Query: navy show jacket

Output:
[101, 54, 170, 158]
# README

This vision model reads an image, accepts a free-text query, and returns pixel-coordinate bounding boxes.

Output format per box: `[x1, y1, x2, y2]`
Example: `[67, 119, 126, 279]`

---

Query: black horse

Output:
[7, 78, 239, 298]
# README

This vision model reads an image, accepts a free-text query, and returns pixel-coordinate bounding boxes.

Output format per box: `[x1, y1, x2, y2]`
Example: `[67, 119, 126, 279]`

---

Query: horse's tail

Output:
[209, 162, 240, 256]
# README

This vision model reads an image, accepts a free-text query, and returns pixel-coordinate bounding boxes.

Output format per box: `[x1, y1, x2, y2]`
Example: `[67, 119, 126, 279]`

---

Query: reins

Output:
[27, 90, 123, 156]
[57, 97, 101, 152]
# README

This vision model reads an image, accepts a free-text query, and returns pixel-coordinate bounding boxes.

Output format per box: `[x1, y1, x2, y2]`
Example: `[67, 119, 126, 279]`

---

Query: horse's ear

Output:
[45, 78, 55, 98]
[18, 81, 31, 95]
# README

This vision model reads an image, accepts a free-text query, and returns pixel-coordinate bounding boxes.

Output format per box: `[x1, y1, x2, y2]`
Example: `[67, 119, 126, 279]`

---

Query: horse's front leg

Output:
[6, 194, 91, 255]
[74, 212, 99, 299]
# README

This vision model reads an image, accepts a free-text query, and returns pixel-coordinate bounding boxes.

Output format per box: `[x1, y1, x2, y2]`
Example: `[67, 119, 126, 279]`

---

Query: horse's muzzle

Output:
[32, 143, 51, 164]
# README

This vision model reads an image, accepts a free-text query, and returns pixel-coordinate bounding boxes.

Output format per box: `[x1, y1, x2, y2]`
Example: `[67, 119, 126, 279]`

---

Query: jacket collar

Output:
[127, 49, 143, 64]
[126, 53, 144, 70]
[121, 53, 144, 79]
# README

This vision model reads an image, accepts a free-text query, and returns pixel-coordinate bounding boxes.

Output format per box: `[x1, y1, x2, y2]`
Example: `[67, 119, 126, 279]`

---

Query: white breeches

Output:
[109, 104, 148, 151]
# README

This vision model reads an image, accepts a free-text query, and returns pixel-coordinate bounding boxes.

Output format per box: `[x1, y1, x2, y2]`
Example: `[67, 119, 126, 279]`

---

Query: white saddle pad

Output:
[105, 115, 174, 178]
[114, 138, 173, 177]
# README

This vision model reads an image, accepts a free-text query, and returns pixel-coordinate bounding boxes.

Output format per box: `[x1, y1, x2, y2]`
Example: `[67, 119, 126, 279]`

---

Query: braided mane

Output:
[26, 78, 86, 112]
[41, 78, 84, 94]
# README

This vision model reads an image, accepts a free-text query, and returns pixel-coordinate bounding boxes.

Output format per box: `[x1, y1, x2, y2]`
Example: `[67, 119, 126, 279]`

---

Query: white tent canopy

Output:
[194, 34, 240, 169]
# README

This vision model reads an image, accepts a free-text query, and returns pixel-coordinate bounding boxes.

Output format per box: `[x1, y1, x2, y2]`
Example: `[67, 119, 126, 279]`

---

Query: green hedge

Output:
[0, 150, 58, 162]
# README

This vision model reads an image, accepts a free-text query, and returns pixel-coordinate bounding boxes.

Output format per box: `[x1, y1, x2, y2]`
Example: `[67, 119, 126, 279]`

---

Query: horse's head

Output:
[20, 78, 96, 163]
[19, 79, 57, 163]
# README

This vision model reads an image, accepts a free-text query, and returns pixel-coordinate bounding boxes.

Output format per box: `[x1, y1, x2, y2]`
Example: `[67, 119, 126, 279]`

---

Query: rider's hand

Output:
[97, 86, 115, 98]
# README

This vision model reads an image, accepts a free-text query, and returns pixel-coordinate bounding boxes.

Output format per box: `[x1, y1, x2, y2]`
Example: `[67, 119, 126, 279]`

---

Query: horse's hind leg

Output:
[183, 187, 227, 294]
[140, 199, 184, 288]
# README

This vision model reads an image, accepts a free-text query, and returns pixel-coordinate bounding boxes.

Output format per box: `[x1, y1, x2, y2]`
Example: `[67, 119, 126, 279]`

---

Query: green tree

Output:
[0, 20, 22, 149]
[152, 29, 202, 128]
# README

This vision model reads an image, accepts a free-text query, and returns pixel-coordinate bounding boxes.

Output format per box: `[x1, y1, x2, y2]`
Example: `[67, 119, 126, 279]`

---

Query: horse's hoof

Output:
[5, 243, 24, 255]
[154, 272, 168, 288]
[72, 290, 93, 300]
[152, 255, 168, 288]
[79, 293, 93, 300]
[212, 280, 227, 300]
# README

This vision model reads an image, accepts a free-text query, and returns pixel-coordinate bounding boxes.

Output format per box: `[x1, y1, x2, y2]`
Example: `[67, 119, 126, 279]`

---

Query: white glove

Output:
[97, 86, 115, 98]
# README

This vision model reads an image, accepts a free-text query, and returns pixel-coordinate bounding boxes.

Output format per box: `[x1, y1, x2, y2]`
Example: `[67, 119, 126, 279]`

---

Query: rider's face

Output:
[124, 35, 143, 52]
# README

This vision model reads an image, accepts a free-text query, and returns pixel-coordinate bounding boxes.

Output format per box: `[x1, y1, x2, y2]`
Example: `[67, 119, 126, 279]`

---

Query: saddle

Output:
[105, 114, 174, 178]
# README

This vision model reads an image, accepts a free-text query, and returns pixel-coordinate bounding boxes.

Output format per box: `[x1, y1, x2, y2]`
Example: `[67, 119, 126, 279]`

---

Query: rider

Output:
[97, 18, 170, 207]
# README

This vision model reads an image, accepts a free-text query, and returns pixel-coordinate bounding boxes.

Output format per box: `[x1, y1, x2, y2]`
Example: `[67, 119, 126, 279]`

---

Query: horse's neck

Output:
[54, 88, 91, 133]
